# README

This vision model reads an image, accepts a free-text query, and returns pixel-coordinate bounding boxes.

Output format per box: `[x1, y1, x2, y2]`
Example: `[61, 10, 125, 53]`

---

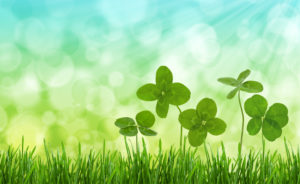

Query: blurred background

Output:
[0, 0, 299, 156]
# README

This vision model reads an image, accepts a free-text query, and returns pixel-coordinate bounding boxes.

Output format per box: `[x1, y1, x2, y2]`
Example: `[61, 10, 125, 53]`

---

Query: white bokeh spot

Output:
[0, 43, 21, 72]
[109, 71, 124, 87]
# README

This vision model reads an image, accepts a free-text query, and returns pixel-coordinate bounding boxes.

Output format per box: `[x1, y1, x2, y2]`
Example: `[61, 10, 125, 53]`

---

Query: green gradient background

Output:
[0, 0, 300, 156]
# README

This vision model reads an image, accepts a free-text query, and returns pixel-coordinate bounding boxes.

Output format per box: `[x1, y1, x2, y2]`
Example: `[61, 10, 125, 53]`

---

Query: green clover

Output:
[218, 69, 263, 99]
[179, 98, 226, 147]
[115, 110, 157, 137]
[137, 66, 191, 118]
[244, 95, 289, 141]
[218, 69, 263, 155]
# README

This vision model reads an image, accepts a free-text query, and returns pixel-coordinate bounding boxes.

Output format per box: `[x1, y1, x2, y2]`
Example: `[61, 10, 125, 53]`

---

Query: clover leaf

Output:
[244, 94, 289, 141]
[138, 127, 157, 136]
[135, 110, 157, 136]
[179, 98, 227, 147]
[244, 94, 268, 118]
[119, 126, 138, 137]
[188, 126, 207, 147]
[196, 98, 217, 120]
[114, 111, 157, 137]
[218, 69, 263, 99]
[137, 66, 191, 118]
[115, 117, 138, 136]
[115, 117, 136, 129]
[136, 110, 155, 128]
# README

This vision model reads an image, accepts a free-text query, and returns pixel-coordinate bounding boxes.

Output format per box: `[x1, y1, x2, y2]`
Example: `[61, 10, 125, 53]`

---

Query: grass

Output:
[0, 138, 300, 183]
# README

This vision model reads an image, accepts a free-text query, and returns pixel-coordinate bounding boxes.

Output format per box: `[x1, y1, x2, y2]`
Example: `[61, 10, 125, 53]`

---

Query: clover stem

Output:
[176, 105, 183, 150]
[238, 90, 245, 156]
[136, 134, 139, 156]
[180, 126, 183, 150]
[262, 131, 265, 158]
[261, 131, 265, 181]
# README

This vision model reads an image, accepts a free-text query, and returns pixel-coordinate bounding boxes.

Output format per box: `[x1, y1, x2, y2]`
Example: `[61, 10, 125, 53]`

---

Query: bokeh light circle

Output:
[86, 86, 116, 115]
[263, 18, 290, 54]
[135, 24, 162, 46]
[283, 46, 300, 78]
[267, 3, 298, 20]
[85, 46, 102, 63]
[272, 77, 298, 104]
[0, 43, 21, 72]
[12, 73, 40, 107]
[283, 18, 300, 44]
[109, 71, 124, 87]
[140, 30, 161, 46]
[82, 16, 110, 47]
[35, 55, 74, 87]
[185, 23, 220, 66]
[74, 129, 94, 144]
[6, 113, 44, 147]
[42, 111, 57, 125]
[237, 20, 251, 40]
[49, 83, 74, 110]
[15, 18, 62, 55]
[247, 39, 271, 64]
[72, 78, 97, 106]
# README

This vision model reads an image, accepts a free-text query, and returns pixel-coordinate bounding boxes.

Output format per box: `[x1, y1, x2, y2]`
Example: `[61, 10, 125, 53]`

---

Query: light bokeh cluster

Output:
[0, 0, 300, 155]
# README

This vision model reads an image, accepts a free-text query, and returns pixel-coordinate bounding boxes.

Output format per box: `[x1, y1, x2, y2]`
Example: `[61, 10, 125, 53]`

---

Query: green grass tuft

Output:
[0, 137, 299, 183]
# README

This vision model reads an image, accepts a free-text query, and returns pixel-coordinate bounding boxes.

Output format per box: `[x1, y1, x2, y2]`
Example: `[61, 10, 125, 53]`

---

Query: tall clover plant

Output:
[218, 69, 263, 155]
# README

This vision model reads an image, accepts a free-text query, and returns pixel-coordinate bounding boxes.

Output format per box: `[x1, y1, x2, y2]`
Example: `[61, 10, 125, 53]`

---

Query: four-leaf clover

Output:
[137, 66, 191, 118]
[244, 95, 289, 141]
[218, 69, 263, 99]
[179, 98, 226, 147]
[115, 111, 157, 137]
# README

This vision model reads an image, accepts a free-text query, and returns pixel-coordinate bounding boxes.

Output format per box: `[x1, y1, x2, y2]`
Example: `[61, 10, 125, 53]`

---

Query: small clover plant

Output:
[137, 66, 191, 148]
[114, 110, 157, 153]
[218, 69, 263, 155]
[115, 110, 157, 137]
[244, 94, 289, 141]
[179, 98, 226, 147]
